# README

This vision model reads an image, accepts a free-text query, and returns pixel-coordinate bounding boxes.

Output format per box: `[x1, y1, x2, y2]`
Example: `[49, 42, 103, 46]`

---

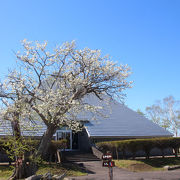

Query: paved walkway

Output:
[66, 161, 180, 180]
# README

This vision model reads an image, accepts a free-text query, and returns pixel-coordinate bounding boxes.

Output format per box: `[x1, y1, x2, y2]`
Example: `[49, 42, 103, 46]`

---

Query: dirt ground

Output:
[66, 161, 180, 180]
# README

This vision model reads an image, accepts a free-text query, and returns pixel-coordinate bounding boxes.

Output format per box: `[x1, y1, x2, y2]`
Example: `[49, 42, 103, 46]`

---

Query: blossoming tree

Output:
[0, 40, 131, 178]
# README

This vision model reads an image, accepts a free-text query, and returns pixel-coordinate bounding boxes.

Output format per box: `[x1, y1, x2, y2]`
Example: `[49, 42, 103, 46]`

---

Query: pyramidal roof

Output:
[0, 95, 173, 138]
[83, 95, 173, 138]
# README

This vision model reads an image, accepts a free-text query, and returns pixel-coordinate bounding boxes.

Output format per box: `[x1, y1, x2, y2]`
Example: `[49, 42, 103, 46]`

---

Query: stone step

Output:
[63, 152, 101, 162]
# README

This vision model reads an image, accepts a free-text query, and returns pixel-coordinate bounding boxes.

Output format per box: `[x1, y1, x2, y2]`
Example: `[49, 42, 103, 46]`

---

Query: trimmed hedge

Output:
[0, 138, 67, 151]
[96, 137, 180, 159]
[48, 139, 67, 154]
[0, 138, 67, 161]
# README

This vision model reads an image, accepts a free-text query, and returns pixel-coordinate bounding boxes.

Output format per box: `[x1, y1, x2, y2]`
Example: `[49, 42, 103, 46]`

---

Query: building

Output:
[0, 95, 173, 153]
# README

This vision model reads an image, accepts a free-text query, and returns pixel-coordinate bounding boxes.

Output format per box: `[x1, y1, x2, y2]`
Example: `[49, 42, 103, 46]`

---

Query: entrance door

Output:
[56, 130, 72, 150]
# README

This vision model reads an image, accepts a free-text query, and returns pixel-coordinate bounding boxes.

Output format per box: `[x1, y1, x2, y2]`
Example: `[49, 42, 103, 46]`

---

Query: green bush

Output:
[96, 141, 113, 154]
[96, 137, 180, 159]
[49, 139, 67, 154]
[168, 137, 180, 157]
[154, 138, 170, 158]
[125, 140, 142, 159]
[139, 139, 156, 159]
[0, 138, 67, 162]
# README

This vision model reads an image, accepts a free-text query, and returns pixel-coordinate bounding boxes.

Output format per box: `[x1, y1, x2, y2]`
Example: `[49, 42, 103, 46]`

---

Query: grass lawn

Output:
[0, 163, 87, 180]
[0, 165, 14, 180]
[36, 163, 87, 177]
[115, 157, 180, 172]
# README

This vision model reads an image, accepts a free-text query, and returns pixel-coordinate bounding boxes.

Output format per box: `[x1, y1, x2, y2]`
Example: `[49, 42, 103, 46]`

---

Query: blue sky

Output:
[0, 0, 180, 112]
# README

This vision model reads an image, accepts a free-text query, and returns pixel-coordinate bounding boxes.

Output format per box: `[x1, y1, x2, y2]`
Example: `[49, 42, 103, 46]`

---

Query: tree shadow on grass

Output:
[140, 157, 180, 168]
[63, 162, 95, 175]
[37, 162, 91, 176]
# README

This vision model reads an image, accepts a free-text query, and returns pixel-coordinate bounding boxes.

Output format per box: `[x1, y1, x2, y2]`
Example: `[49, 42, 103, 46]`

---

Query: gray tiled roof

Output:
[0, 95, 173, 138]
[0, 119, 47, 137]
[84, 95, 173, 138]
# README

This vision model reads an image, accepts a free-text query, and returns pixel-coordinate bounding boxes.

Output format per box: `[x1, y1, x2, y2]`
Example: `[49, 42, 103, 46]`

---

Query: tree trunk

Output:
[132, 152, 136, 160]
[145, 151, 150, 159]
[116, 148, 119, 160]
[174, 148, 178, 158]
[10, 159, 39, 180]
[122, 149, 126, 159]
[35, 124, 58, 159]
[10, 112, 29, 179]
[10, 124, 58, 179]
[161, 149, 165, 158]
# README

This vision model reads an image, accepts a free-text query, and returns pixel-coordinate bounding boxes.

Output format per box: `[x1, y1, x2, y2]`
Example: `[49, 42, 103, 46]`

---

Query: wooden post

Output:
[57, 150, 61, 163]
[109, 166, 113, 180]
[102, 152, 114, 180]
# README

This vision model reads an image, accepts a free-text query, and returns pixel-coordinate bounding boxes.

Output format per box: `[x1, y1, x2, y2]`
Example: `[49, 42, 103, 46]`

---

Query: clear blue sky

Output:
[0, 0, 180, 112]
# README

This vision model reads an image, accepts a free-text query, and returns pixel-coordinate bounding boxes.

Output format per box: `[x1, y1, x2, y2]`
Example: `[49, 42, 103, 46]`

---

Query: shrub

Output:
[168, 137, 180, 157]
[96, 141, 113, 154]
[96, 137, 180, 159]
[125, 140, 142, 159]
[0, 138, 67, 162]
[116, 141, 128, 159]
[139, 139, 155, 159]
[154, 138, 170, 158]
[49, 139, 67, 154]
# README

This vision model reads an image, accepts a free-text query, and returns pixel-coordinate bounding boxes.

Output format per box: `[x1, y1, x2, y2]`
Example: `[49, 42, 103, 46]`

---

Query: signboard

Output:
[102, 154, 112, 160]
[102, 161, 115, 167]
[102, 153, 115, 167]
[102, 152, 114, 180]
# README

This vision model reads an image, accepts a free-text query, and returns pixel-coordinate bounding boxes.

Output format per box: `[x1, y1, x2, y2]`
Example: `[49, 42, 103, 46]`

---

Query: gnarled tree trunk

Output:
[35, 124, 58, 159]
[26, 124, 58, 177]
[10, 122, 57, 179]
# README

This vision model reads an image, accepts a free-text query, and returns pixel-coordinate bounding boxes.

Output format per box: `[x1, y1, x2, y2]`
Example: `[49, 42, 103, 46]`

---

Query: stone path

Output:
[66, 161, 180, 180]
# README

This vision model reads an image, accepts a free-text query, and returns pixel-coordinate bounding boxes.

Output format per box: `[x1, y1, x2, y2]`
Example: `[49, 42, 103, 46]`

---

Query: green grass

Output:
[0, 165, 14, 180]
[141, 157, 180, 168]
[0, 163, 87, 179]
[36, 163, 87, 177]
[115, 157, 180, 172]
